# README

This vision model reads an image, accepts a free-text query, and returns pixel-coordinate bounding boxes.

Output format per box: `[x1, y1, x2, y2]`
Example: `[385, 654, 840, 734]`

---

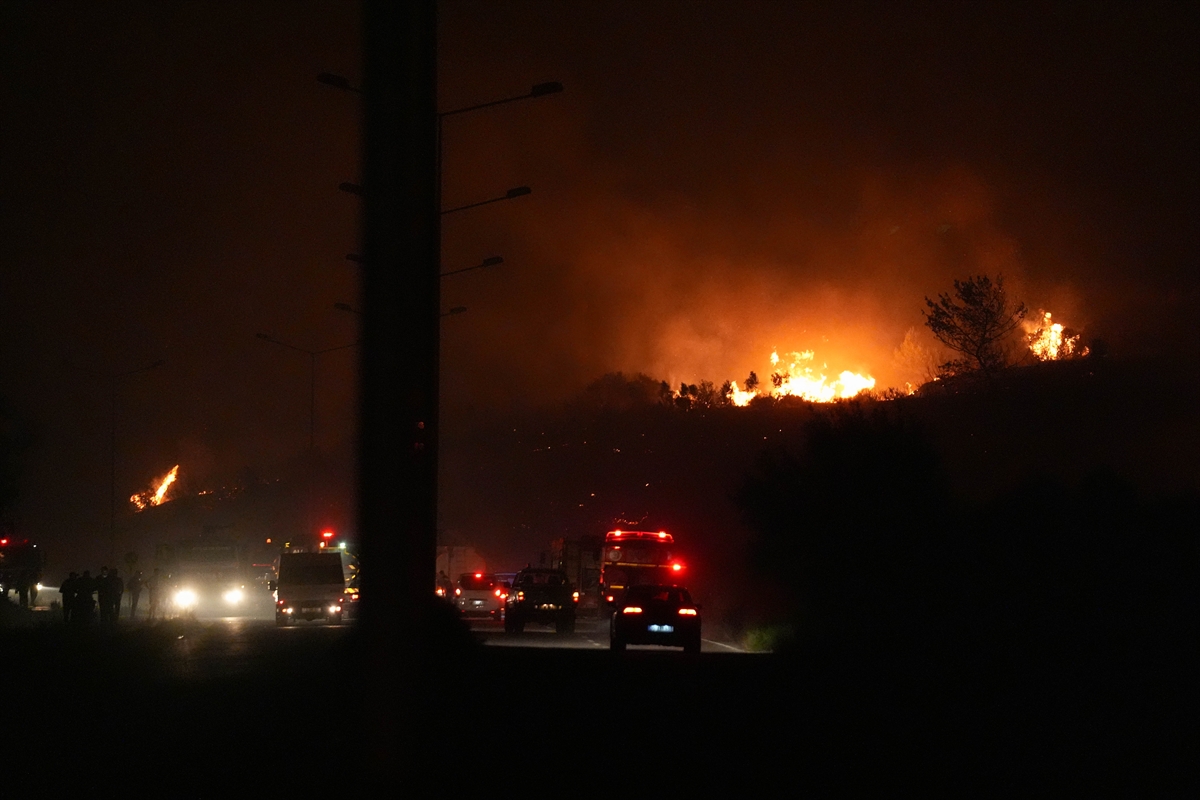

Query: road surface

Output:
[467, 614, 748, 653]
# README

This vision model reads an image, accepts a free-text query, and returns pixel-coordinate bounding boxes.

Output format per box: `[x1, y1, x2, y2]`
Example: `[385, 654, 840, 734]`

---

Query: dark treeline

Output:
[739, 403, 1199, 642]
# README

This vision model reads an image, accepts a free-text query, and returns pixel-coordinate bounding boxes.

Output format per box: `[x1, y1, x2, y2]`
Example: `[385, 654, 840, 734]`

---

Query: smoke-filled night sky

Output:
[2, 2, 1197, 563]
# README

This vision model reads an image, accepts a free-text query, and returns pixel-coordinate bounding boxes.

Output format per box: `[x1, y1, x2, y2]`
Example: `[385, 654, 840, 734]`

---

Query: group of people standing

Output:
[59, 567, 159, 627]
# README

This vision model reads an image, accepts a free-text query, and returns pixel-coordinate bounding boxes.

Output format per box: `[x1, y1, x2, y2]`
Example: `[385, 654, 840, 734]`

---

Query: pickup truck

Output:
[503, 568, 577, 634]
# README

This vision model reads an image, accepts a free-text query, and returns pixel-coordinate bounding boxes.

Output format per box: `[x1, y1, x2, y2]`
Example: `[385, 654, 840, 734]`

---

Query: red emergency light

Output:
[321, 530, 334, 539]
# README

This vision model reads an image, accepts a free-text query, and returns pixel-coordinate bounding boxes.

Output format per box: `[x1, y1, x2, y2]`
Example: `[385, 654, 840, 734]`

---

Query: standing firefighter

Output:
[59, 572, 79, 624]
[127, 570, 144, 620]
[145, 568, 164, 621]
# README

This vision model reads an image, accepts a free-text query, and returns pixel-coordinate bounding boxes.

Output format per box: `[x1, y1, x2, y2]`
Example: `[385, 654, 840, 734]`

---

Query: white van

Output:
[270, 552, 345, 626]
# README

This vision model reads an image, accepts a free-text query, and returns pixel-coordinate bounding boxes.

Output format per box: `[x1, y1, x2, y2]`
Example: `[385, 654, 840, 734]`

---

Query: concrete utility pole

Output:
[358, 0, 438, 764]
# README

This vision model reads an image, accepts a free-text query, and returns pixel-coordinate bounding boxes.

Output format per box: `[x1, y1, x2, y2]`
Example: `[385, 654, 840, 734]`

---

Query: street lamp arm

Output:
[314, 341, 360, 355]
[256, 333, 316, 356]
[438, 82, 563, 118]
[316, 72, 361, 93]
[441, 186, 531, 216]
[440, 256, 504, 278]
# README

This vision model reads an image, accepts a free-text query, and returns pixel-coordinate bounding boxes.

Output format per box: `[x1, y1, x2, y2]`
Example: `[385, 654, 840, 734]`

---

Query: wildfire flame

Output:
[729, 350, 876, 406]
[130, 465, 179, 511]
[1025, 311, 1087, 361]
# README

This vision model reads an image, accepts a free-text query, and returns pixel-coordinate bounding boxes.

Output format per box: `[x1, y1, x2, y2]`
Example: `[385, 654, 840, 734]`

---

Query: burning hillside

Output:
[130, 464, 178, 511]
[713, 306, 1085, 405]
[727, 350, 876, 406]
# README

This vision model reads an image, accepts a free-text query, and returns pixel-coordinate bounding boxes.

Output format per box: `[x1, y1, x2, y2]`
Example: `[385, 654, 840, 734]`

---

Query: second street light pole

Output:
[255, 334, 357, 454]
[256, 334, 357, 537]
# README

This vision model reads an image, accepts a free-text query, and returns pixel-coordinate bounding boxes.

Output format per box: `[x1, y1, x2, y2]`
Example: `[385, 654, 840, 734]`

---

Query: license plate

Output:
[648, 624, 674, 633]
[302, 607, 321, 613]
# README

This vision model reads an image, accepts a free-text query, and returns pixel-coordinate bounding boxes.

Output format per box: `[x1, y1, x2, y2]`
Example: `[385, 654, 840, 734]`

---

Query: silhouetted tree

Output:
[572, 372, 665, 412]
[744, 371, 759, 392]
[923, 274, 1027, 377]
[695, 380, 730, 408]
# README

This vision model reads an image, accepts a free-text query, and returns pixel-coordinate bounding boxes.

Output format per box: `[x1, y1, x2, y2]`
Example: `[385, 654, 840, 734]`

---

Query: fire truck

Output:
[0, 537, 44, 608]
[598, 529, 685, 608]
[548, 536, 602, 615]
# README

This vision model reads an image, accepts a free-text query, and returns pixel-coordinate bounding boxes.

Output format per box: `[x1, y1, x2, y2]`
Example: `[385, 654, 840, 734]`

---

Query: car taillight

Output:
[455, 588, 461, 596]
[678, 608, 698, 616]
[572, 592, 579, 603]
[606, 595, 614, 603]
[622, 606, 643, 614]
[494, 588, 502, 597]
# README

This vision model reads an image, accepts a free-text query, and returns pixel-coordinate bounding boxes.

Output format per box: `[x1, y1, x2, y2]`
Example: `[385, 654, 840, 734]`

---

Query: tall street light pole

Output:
[254, 333, 358, 453]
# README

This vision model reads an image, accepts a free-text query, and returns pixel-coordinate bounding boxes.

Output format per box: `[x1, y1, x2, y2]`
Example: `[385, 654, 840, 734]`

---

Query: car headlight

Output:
[174, 589, 198, 609]
[223, 588, 244, 605]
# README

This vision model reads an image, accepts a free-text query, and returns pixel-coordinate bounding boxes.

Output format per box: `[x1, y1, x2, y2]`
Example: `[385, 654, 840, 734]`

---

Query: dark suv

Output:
[610, 584, 700, 653]
[503, 568, 577, 634]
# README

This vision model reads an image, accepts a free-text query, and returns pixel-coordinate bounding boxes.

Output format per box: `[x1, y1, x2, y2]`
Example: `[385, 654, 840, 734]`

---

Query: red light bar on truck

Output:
[605, 530, 674, 544]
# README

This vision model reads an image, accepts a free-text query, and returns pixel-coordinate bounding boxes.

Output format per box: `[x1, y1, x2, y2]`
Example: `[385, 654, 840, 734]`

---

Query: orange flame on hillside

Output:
[130, 465, 179, 511]
[729, 350, 876, 406]
[1025, 311, 1087, 361]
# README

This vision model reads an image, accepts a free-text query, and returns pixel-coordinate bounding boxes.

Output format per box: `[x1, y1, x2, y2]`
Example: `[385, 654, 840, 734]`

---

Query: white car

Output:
[454, 572, 505, 619]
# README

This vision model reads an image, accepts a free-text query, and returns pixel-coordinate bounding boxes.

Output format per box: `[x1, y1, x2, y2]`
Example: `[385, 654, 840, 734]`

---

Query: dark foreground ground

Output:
[1, 604, 1191, 793]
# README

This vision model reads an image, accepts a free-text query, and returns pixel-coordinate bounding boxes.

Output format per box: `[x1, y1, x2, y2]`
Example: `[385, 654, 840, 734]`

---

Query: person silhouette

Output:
[108, 568, 124, 623]
[127, 570, 144, 620]
[76, 570, 97, 627]
[59, 572, 79, 625]
[146, 568, 164, 621]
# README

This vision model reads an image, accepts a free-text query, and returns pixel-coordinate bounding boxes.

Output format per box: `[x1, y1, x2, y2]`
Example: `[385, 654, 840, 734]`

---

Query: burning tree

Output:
[923, 274, 1027, 378]
[1025, 310, 1088, 361]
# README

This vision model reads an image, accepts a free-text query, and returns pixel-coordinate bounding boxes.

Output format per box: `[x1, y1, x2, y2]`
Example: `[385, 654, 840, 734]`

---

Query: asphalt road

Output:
[0, 602, 1184, 791]
[468, 614, 748, 653]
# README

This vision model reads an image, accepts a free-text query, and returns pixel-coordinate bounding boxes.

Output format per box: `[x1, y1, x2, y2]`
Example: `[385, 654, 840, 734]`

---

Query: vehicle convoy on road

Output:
[503, 567, 577, 634]
[454, 572, 506, 619]
[271, 551, 346, 626]
[0, 536, 44, 608]
[599, 529, 684, 608]
[610, 584, 701, 653]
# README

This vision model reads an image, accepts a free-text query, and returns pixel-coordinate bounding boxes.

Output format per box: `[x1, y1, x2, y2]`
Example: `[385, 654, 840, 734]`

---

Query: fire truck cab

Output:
[599, 529, 684, 608]
[0, 537, 44, 608]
